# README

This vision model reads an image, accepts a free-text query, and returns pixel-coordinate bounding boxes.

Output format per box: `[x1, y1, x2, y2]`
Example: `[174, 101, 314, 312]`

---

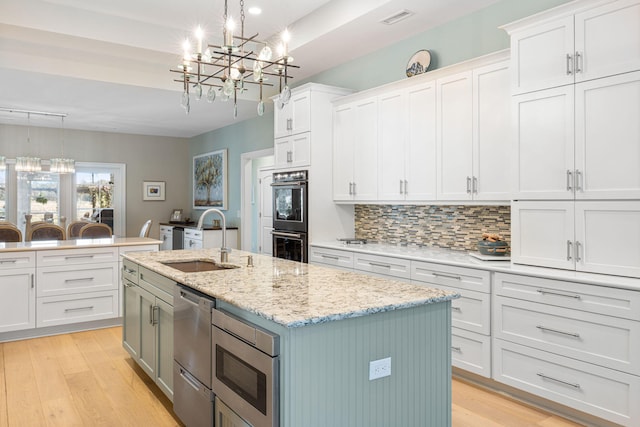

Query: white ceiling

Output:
[0, 0, 500, 138]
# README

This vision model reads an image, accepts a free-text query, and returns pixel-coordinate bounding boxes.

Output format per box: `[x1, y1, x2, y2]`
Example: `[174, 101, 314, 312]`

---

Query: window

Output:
[17, 171, 61, 234]
[0, 169, 6, 221]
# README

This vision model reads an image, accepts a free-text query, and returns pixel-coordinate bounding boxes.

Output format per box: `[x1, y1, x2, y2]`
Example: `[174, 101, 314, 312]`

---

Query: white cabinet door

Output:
[512, 86, 575, 200]
[472, 61, 511, 201]
[0, 268, 35, 333]
[510, 15, 574, 94]
[274, 133, 311, 169]
[332, 104, 355, 201]
[273, 90, 310, 138]
[574, 0, 640, 83]
[437, 71, 473, 200]
[353, 97, 378, 201]
[378, 90, 406, 201]
[405, 81, 437, 201]
[575, 201, 640, 277]
[575, 71, 640, 199]
[511, 201, 575, 270]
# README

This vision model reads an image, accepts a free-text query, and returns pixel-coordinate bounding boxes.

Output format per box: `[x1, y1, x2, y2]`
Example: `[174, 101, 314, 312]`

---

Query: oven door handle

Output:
[270, 181, 307, 187]
[271, 231, 303, 239]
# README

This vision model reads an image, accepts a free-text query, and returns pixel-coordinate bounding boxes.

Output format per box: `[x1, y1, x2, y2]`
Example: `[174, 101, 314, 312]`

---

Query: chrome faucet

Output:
[196, 208, 229, 263]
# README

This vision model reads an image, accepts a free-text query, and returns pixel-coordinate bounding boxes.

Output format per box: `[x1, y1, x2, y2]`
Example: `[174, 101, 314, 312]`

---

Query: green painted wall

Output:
[188, 0, 572, 226]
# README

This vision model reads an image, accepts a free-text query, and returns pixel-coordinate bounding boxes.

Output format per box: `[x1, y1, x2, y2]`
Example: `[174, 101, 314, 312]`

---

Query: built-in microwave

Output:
[212, 308, 280, 427]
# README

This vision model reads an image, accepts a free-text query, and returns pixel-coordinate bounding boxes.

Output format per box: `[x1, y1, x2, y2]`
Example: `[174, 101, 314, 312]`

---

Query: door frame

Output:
[240, 148, 274, 251]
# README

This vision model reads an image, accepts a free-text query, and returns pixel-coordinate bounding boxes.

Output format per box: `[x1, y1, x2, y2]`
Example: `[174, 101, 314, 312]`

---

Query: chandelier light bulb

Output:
[225, 17, 235, 47]
[194, 26, 204, 54]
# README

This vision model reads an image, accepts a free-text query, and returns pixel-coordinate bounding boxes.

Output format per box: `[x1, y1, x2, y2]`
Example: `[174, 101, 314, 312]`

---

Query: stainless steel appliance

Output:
[173, 284, 215, 427]
[271, 170, 308, 263]
[212, 308, 280, 427]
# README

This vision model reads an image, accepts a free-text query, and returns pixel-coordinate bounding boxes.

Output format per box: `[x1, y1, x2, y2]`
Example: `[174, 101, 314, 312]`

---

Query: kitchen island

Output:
[123, 248, 458, 427]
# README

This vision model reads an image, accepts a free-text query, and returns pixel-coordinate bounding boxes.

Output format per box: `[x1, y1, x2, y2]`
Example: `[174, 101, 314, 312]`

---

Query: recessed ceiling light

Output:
[248, 6, 262, 15]
[380, 9, 415, 25]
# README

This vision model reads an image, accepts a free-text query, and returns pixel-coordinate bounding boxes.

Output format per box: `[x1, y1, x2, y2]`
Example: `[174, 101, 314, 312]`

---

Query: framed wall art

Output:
[193, 149, 227, 209]
[143, 181, 165, 201]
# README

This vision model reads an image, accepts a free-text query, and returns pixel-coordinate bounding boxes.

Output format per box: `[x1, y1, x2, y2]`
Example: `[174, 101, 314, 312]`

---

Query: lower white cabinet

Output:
[493, 272, 640, 426]
[122, 260, 174, 401]
[411, 260, 491, 377]
[184, 227, 239, 250]
[511, 200, 640, 278]
[353, 253, 411, 281]
[308, 246, 354, 271]
[493, 339, 640, 427]
[0, 252, 35, 333]
[274, 133, 311, 169]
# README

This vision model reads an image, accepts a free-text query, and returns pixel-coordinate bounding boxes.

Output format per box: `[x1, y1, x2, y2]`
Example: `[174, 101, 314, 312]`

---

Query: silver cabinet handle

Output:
[31, 273, 34, 289]
[451, 306, 462, 312]
[575, 51, 582, 73]
[451, 346, 462, 353]
[64, 277, 94, 283]
[466, 176, 471, 194]
[153, 306, 159, 325]
[65, 255, 94, 260]
[566, 240, 573, 261]
[537, 373, 580, 389]
[566, 170, 573, 191]
[404, 180, 408, 195]
[433, 272, 462, 281]
[124, 282, 134, 288]
[399, 179, 403, 195]
[321, 254, 340, 261]
[566, 53, 573, 75]
[287, 150, 292, 163]
[368, 261, 391, 269]
[472, 176, 478, 194]
[65, 306, 94, 313]
[575, 169, 582, 191]
[348, 182, 353, 195]
[0, 259, 18, 264]
[149, 304, 154, 325]
[123, 267, 136, 274]
[575, 241, 582, 263]
[537, 288, 581, 299]
[536, 325, 580, 338]
[352, 182, 356, 195]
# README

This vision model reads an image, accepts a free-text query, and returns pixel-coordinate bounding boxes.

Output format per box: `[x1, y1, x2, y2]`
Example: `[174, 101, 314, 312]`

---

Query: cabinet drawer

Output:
[139, 266, 176, 305]
[494, 296, 640, 376]
[37, 263, 118, 297]
[353, 253, 410, 280]
[37, 247, 119, 267]
[411, 261, 491, 293]
[0, 251, 35, 269]
[184, 228, 202, 239]
[431, 285, 490, 335]
[122, 259, 139, 284]
[309, 247, 354, 270]
[37, 290, 119, 327]
[452, 328, 491, 378]
[493, 339, 640, 427]
[494, 273, 640, 321]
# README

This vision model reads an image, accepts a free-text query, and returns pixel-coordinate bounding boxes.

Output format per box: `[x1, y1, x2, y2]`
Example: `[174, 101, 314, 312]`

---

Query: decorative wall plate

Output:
[406, 49, 431, 77]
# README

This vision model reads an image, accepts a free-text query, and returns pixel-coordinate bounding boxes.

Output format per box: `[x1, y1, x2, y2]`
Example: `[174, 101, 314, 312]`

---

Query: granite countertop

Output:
[0, 237, 161, 253]
[123, 249, 458, 328]
[311, 241, 640, 291]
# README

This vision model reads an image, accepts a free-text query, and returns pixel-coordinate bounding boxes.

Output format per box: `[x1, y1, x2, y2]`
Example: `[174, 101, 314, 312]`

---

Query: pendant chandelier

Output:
[170, 0, 299, 118]
[50, 116, 75, 174]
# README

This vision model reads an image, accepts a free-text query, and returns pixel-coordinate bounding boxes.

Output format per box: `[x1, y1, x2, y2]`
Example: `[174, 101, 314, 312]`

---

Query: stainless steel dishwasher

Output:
[173, 284, 215, 427]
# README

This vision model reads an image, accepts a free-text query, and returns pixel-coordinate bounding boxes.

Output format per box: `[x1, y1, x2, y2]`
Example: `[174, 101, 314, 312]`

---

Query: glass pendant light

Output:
[50, 116, 75, 174]
[15, 113, 41, 172]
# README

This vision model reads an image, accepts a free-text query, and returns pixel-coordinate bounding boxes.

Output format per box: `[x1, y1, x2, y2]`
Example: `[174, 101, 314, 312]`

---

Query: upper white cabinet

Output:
[332, 96, 378, 201]
[333, 50, 510, 204]
[377, 82, 437, 201]
[507, 0, 640, 95]
[274, 133, 311, 169]
[436, 60, 511, 201]
[273, 90, 311, 138]
[511, 200, 640, 277]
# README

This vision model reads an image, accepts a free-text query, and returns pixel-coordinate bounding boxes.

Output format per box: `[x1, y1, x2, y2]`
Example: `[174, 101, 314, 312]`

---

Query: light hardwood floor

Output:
[0, 327, 585, 427]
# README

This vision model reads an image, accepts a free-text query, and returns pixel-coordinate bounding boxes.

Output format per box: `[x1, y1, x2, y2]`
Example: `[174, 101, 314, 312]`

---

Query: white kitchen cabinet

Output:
[183, 227, 238, 250]
[159, 225, 173, 251]
[513, 71, 640, 200]
[123, 262, 174, 401]
[377, 82, 437, 201]
[274, 133, 311, 169]
[511, 200, 640, 277]
[507, 0, 640, 95]
[353, 252, 411, 281]
[273, 90, 311, 138]
[436, 71, 474, 200]
[332, 96, 378, 201]
[308, 246, 354, 271]
[0, 252, 35, 333]
[436, 60, 511, 201]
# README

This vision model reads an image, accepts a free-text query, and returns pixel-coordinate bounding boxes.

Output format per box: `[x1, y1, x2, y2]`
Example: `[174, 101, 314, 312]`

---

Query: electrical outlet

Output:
[369, 357, 391, 380]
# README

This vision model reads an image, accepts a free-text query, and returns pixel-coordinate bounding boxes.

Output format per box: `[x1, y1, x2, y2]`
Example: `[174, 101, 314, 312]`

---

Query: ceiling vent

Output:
[380, 9, 415, 25]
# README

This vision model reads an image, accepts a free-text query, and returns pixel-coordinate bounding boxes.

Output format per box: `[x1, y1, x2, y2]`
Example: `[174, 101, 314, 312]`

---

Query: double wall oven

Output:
[271, 170, 308, 263]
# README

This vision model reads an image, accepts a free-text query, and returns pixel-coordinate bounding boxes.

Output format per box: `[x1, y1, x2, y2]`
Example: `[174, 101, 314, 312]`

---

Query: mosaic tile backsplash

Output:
[355, 205, 511, 252]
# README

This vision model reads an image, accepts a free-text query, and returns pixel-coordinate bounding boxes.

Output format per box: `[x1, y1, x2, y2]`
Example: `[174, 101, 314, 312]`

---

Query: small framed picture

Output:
[170, 209, 183, 222]
[143, 181, 166, 201]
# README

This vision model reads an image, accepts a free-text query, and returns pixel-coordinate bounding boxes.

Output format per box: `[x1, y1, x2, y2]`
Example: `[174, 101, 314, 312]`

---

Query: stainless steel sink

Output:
[161, 260, 239, 273]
